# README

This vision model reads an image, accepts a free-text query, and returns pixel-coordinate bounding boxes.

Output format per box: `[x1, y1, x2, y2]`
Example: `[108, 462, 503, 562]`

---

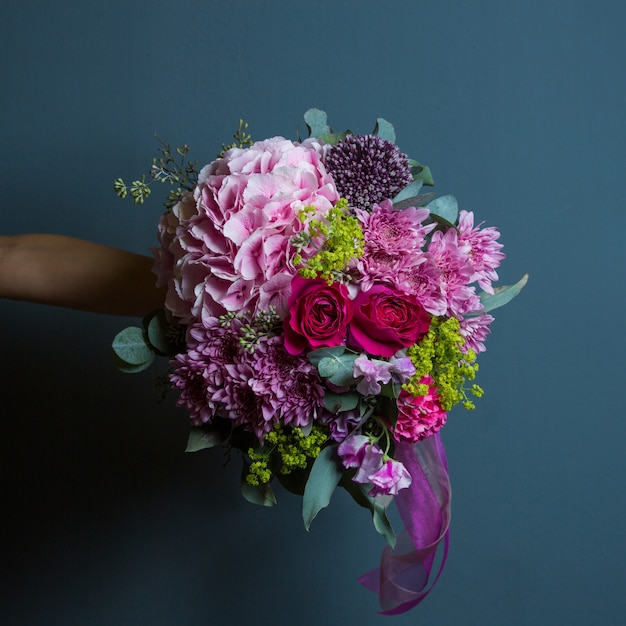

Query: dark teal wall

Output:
[2, 1, 625, 624]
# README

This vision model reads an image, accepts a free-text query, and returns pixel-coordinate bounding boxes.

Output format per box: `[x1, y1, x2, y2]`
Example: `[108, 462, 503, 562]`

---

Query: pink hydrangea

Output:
[153, 137, 340, 325]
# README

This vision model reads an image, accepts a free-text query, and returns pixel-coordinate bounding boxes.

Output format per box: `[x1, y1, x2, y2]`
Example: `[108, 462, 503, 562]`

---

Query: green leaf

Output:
[372, 500, 397, 548]
[372, 117, 396, 143]
[409, 159, 434, 186]
[317, 130, 351, 146]
[145, 309, 175, 355]
[276, 465, 310, 496]
[304, 108, 331, 138]
[112, 326, 154, 365]
[339, 477, 396, 548]
[479, 273, 528, 313]
[185, 425, 228, 452]
[112, 352, 154, 374]
[240, 462, 277, 507]
[393, 192, 437, 211]
[302, 445, 343, 530]
[323, 391, 360, 414]
[393, 179, 424, 204]
[307, 346, 346, 367]
[427, 195, 459, 224]
[318, 353, 358, 387]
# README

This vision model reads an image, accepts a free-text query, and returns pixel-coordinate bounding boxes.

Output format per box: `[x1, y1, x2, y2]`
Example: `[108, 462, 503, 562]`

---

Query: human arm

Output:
[0, 234, 165, 317]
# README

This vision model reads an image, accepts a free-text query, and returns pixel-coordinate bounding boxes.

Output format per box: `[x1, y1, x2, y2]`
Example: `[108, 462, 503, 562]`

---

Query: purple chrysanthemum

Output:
[247, 335, 325, 438]
[324, 135, 412, 210]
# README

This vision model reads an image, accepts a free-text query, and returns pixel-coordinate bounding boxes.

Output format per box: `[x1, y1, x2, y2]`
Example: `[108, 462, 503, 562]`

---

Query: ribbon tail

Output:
[359, 432, 452, 614]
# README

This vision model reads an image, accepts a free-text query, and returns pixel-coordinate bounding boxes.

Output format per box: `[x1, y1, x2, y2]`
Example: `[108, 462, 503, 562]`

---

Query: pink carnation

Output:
[394, 378, 447, 443]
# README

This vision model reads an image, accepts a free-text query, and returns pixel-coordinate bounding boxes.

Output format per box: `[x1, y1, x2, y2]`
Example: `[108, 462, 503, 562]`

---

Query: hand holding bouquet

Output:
[113, 110, 526, 613]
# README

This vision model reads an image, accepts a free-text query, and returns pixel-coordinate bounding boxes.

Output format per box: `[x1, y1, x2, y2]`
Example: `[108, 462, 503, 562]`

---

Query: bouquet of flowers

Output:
[113, 109, 526, 614]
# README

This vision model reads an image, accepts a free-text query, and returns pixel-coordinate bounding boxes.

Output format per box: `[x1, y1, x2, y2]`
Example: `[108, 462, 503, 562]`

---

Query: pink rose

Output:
[394, 379, 447, 443]
[283, 275, 353, 355]
[349, 285, 430, 357]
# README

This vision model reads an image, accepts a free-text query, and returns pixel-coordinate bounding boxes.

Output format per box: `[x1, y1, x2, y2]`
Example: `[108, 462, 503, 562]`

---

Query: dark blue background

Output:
[2, 1, 624, 624]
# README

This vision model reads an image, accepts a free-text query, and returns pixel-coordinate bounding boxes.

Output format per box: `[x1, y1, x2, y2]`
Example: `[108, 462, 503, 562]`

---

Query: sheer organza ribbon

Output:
[359, 432, 451, 614]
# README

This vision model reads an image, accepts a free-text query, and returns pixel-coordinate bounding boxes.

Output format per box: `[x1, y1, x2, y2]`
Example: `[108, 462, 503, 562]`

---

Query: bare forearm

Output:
[0, 234, 165, 317]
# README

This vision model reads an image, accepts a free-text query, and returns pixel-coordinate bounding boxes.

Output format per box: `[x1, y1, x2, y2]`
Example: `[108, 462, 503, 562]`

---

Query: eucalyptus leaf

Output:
[340, 477, 396, 548]
[303, 445, 343, 530]
[112, 352, 154, 374]
[372, 501, 397, 548]
[323, 391, 360, 414]
[146, 309, 175, 356]
[304, 108, 331, 138]
[112, 326, 154, 366]
[372, 117, 396, 143]
[318, 130, 351, 146]
[318, 353, 359, 387]
[427, 195, 459, 224]
[393, 192, 437, 211]
[392, 179, 424, 204]
[185, 426, 228, 452]
[409, 159, 434, 186]
[307, 346, 346, 367]
[479, 273, 528, 313]
[277, 465, 310, 496]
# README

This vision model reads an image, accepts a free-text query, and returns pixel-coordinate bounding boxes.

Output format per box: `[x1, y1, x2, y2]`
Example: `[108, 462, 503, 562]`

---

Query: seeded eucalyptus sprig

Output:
[114, 137, 199, 210]
[218, 118, 253, 157]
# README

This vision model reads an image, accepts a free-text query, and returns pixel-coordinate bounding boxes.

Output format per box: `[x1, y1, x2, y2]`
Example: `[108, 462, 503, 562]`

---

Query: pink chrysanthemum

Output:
[394, 378, 447, 443]
[355, 200, 434, 290]
[427, 228, 481, 317]
[394, 253, 447, 317]
[459, 312, 494, 354]
[457, 210, 505, 294]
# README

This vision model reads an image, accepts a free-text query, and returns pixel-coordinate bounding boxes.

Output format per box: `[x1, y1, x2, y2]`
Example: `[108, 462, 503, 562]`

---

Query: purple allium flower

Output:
[324, 135, 412, 210]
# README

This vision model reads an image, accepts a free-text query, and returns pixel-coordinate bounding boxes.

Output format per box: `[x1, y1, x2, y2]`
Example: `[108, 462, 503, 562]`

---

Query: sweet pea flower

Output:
[353, 354, 393, 396]
[368, 458, 412, 497]
[337, 435, 384, 483]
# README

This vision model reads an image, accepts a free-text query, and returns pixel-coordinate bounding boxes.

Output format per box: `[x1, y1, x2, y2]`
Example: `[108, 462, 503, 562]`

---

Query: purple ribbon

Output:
[359, 432, 451, 614]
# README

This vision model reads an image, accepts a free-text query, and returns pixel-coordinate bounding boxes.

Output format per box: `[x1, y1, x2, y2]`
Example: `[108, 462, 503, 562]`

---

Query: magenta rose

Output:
[349, 285, 430, 357]
[283, 275, 353, 355]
